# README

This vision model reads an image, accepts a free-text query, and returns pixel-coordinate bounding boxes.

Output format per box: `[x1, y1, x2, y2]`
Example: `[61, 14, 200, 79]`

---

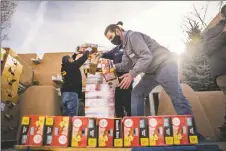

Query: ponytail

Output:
[116, 21, 125, 32]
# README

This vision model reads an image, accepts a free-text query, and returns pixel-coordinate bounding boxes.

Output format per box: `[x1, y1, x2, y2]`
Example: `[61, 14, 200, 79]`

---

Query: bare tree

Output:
[1, 0, 19, 41]
[218, 0, 224, 12]
[182, 1, 224, 35]
[180, 1, 221, 91]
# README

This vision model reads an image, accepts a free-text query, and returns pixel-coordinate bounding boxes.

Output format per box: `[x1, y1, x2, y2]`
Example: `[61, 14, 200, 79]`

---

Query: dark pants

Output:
[115, 87, 132, 117]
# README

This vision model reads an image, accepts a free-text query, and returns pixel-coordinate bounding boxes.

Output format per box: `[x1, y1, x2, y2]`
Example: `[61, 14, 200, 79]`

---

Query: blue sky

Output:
[2, 1, 225, 56]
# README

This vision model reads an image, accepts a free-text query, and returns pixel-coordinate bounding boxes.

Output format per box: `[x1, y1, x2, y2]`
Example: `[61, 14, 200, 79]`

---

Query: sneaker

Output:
[219, 125, 226, 141]
[197, 132, 206, 143]
[196, 132, 214, 143]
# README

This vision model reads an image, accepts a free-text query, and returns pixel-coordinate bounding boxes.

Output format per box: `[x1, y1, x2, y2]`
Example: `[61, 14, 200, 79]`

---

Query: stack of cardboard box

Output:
[85, 73, 115, 118]
[18, 115, 198, 147]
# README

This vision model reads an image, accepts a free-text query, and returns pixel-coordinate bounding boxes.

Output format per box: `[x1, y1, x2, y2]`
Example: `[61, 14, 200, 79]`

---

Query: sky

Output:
[1, 1, 225, 57]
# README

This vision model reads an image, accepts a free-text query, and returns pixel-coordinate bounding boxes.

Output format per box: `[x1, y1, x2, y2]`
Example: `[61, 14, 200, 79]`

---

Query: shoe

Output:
[196, 132, 214, 143]
[219, 125, 226, 141]
[197, 132, 206, 143]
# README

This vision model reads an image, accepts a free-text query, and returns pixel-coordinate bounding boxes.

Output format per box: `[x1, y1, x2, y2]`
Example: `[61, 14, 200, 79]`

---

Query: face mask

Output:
[111, 33, 122, 45]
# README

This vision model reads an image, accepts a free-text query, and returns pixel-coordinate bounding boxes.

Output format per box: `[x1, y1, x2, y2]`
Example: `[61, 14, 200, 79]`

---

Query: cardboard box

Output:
[89, 53, 102, 74]
[87, 118, 97, 147]
[71, 117, 89, 147]
[43, 116, 54, 146]
[97, 118, 123, 147]
[85, 106, 115, 118]
[85, 89, 115, 99]
[85, 98, 114, 108]
[79, 43, 98, 54]
[123, 117, 148, 147]
[19, 116, 45, 146]
[187, 116, 198, 144]
[148, 116, 173, 146]
[44, 116, 70, 147]
[113, 118, 123, 147]
[85, 84, 112, 92]
[101, 59, 119, 88]
[171, 115, 198, 145]
[86, 73, 104, 84]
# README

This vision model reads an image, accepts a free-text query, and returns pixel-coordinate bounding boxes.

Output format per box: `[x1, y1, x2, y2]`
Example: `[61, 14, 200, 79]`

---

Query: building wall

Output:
[158, 84, 226, 140]
[18, 52, 74, 86]
[204, 12, 222, 32]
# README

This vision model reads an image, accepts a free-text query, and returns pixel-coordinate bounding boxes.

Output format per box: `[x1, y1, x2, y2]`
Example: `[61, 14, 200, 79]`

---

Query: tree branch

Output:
[192, 4, 207, 29]
[1, 0, 19, 41]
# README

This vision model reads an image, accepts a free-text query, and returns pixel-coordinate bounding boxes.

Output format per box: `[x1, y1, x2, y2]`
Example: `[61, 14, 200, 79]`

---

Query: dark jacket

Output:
[198, 19, 226, 80]
[61, 51, 89, 95]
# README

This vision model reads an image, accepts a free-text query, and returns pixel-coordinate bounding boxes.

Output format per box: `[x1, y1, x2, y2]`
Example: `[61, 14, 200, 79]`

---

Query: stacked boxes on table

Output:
[18, 115, 198, 147]
[85, 73, 115, 118]
[19, 116, 71, 147]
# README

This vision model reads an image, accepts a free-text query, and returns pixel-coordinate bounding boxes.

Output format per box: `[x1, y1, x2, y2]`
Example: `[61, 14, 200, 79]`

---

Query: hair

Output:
[104, 21, 124, 35]
[117, 21, 123, 26]
[221, 4, 226, 18]
[62, 55, 70, 64]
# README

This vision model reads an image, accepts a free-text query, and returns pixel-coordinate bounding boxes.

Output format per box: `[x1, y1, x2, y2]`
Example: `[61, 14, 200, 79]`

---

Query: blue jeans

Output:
[61, 92, 79, 116]
[132, 63, 193, 116]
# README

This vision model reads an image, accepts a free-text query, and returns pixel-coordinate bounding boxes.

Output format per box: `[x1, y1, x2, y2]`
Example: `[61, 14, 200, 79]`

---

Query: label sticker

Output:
[172, 117, 180, 126]
[58, 135, 67, 145]
[33, 135, 42, 144]
[22, 117, 30, 125]
[149, 118, 157, 127]
[124, 119, 133, 128]
[73, 119, 82, 128]
[46, 117, 54, 126]
[99, 119, 108, 128]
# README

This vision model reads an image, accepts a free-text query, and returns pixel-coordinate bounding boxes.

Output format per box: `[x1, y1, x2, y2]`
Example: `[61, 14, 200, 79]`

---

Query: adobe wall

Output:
[197, 91, 226, 139]
[18, 52, 74, 86]
[19, 86, 61, 116]
[158, 83, 226, 140]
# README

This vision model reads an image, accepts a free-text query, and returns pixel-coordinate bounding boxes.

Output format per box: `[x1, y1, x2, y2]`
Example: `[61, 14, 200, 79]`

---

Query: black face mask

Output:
[111, 33, 122, 45]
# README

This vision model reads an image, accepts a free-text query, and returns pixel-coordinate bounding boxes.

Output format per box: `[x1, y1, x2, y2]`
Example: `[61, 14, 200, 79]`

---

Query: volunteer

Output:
[61, 47, 92, 116]
[198, 4, 226, 140]
[103, 23, 193, 117]
[101, 22, 132, 117]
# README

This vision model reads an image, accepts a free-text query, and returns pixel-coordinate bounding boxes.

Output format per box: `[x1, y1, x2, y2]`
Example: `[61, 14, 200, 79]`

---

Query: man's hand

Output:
[85, 47, 92, 53]
[75, 46, 80, 54]
[119, 73, 133, 89]
[224, 25, 226, 32]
